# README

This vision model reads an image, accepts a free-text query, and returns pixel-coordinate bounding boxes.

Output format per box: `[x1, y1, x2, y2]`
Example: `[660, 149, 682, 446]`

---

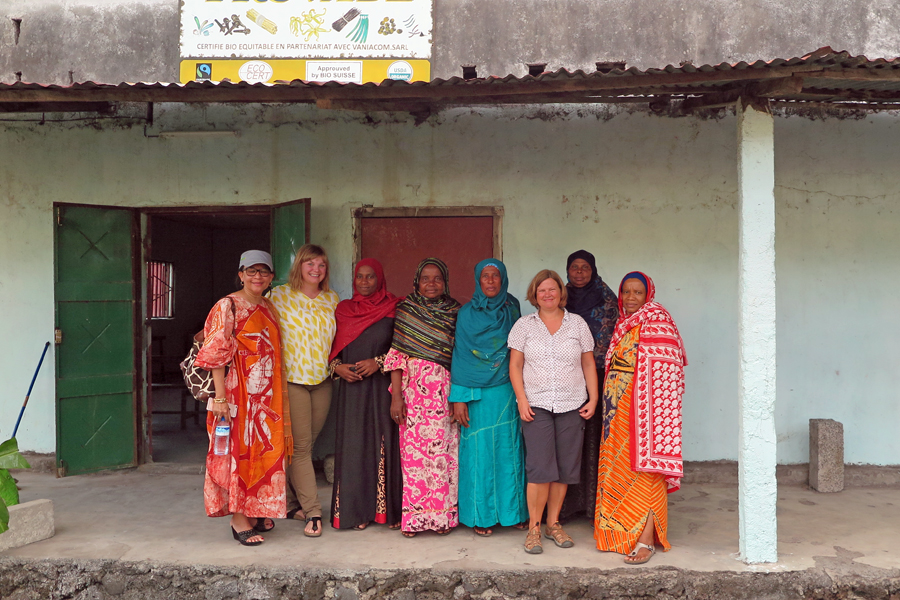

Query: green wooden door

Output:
[55, 204, 137, 476]
[269, 198, 336, 457]
[270, 199, 310, 287]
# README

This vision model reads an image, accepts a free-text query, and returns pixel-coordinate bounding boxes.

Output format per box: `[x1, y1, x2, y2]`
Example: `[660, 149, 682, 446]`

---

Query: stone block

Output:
[0, 498, 54, 551]
[809, 419, 843, 492]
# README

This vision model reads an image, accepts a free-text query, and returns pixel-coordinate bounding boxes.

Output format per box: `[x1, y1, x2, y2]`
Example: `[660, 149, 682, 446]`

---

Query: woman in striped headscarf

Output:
[383, 258, 461, 537]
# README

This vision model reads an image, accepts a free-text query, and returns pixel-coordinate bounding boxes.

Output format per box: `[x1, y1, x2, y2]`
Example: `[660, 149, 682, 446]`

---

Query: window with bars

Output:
[149, 261, 174, 319]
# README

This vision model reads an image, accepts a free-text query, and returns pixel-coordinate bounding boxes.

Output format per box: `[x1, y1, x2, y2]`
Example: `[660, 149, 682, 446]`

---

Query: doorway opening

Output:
[53, 200, 308, 475]
[146, 210, 270, 464]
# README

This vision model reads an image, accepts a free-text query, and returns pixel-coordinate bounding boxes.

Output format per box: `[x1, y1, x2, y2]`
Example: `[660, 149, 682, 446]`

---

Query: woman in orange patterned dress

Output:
[196, 250, 291, 546]
[594, 272, 687, 564]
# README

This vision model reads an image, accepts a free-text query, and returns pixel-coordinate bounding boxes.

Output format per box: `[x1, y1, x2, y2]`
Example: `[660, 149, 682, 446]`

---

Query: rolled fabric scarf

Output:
[620, 271, 648, 292]
[605, 271, 688, 492]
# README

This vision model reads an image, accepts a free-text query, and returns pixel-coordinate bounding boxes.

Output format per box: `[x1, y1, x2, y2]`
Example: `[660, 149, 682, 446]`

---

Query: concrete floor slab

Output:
[2, 469, 897, 576]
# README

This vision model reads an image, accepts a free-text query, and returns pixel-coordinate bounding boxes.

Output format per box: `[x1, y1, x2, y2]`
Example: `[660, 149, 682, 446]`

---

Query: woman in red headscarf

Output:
[328, 259, 403, 530]
[593, 272, 687, 564]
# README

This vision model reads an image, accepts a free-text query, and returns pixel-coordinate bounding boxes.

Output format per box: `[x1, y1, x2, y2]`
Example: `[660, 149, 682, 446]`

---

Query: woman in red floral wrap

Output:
[196, 250, 291, 547]
[593, 272, 687, 565]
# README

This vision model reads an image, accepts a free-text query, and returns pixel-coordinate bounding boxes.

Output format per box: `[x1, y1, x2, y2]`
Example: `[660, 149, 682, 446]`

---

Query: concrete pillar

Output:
[736, 98, 778, 564]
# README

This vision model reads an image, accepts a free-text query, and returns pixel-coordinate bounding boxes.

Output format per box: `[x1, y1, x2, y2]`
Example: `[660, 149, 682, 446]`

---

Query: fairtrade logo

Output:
[196, 63, 212, 80]
[238, 60, 274, 83]
[387, 61, 413, 81]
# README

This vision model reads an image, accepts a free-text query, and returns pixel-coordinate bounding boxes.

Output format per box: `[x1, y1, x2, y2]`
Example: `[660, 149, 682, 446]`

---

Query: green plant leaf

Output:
[0, 469, 18, 508]
[0, 498, 8, 535]
[0, 438, 30, 470]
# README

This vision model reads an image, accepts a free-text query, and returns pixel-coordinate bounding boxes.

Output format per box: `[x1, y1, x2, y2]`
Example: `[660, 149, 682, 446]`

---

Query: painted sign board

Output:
[179, 0, 432, 84]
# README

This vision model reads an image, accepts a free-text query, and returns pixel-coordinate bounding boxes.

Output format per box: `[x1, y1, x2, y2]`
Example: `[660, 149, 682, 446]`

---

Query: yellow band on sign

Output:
[180, 58, 429, 84]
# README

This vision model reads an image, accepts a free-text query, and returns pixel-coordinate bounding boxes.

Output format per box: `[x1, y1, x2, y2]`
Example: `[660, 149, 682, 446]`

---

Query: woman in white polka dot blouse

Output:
[508, 269, 600, 554]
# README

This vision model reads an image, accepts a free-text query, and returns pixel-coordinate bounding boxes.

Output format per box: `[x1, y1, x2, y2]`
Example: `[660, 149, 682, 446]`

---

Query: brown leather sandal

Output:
[524, 524, 543, 554]
[544, 522, 574, 548]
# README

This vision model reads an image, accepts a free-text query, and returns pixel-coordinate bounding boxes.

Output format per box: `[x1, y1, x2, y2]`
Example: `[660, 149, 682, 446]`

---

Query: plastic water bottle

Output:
[213, 418, 230, 456]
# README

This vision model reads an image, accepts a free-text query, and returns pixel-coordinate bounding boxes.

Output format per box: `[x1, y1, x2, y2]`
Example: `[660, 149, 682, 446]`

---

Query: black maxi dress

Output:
[560, 365, 604, 521]
[330, 317, 402, 529]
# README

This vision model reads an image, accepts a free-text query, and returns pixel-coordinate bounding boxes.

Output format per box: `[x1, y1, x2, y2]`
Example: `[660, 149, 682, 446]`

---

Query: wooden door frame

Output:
[351, 206, 504, 266]
[138, 201, 310, 464]
[140, 205, 277, 464]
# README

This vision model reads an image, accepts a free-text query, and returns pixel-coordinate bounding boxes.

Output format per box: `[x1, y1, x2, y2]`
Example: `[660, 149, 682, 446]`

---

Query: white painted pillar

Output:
[736, 98, 778, 564]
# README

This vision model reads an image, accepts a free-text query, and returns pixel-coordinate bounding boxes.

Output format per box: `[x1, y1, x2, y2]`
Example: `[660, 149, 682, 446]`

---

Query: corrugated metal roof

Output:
[2, 48, 900, 111]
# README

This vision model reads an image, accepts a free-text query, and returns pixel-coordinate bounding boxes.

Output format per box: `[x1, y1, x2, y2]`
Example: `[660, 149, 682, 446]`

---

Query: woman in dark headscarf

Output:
[383, 258, 461, 537]
[449, 259, 528, 537]
[328, 258, 402, 531]
[560, 250, 619, 520]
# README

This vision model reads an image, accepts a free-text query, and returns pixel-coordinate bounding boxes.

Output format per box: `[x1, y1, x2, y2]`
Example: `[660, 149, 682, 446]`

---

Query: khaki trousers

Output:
[287, 380, 332, 519]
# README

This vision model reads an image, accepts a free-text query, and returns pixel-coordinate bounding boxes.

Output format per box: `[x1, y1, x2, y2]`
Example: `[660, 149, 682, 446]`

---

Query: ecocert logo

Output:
[238, 60, 274, 83]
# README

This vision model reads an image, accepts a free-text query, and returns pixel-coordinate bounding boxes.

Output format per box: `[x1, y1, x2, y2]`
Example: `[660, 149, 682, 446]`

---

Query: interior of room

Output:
[147, 211, 269, 464]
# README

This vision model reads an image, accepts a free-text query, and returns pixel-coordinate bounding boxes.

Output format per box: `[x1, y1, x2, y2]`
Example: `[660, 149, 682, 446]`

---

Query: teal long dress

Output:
[450, 382, 527, 527]
[449, 258, 527, 529]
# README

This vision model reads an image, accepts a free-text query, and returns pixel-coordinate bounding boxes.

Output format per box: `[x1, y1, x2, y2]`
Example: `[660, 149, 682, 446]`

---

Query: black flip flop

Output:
[304, 516, 323, 538]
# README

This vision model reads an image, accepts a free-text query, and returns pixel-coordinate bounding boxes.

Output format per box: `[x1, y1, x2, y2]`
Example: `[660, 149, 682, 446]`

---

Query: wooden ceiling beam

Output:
[747, 76, 804, 97]
[0, 101, 114, 113]
[772, 100, 900, 111]
[680, 90, 742, 112]
[796, 87, 900, 101]
[314, 98, 432, 112]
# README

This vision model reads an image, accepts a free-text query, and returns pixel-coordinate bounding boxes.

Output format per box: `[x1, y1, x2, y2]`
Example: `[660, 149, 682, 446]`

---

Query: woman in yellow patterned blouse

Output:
[270, 244, 340, 537]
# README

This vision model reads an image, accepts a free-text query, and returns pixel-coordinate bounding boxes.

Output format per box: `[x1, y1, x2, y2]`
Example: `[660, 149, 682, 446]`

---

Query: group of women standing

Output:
[195, 244, 687, 566]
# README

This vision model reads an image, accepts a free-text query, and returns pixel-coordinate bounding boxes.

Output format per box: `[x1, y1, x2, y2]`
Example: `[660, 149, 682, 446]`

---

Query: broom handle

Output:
[12, 342, 51, 439]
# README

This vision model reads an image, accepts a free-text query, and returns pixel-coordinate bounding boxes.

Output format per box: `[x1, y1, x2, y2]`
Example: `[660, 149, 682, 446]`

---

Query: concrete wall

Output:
[3, 0, 900, 85]
[1, 103, 898, 467]
[775, 114, 900, 464]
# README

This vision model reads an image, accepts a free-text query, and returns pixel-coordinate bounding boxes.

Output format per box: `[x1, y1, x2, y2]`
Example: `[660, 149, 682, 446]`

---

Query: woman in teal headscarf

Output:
[450, 259, 528, 536]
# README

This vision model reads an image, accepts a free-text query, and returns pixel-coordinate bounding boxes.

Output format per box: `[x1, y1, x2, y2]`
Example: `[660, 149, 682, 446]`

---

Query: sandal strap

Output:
[525, 527, 542, 550]
[235, 528, 260, 542]
[546, 523, 573, 543]
[627, 542, 655, 557]
[252, 518, 274, 532]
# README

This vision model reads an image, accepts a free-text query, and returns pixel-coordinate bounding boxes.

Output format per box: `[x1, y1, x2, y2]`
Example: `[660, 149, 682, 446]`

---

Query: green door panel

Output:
[55, 204, 137, 476]
[54, 282, 134, 302]
[56, 208, 134, 290]
[57, 374, 134, 399]
[270, 199, 309, 287]
[56, 301, 134, 382]
[57, 393, 135, 475]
